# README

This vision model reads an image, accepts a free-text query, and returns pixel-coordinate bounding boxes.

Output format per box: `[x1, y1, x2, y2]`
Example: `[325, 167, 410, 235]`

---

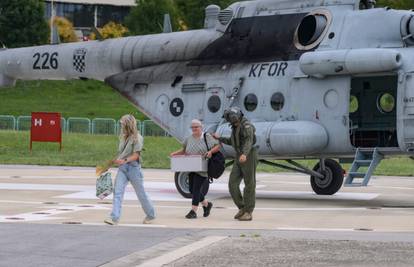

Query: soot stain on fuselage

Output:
[191, 13, 311, 66]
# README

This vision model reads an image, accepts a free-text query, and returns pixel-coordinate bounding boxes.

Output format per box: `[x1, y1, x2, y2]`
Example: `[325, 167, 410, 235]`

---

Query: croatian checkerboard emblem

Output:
[73, 48, 87, 73]
[170, 98, 184, 117]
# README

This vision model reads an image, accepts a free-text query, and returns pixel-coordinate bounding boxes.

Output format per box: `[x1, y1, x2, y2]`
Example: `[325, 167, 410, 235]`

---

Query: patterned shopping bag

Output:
[96, 172, 113, 200]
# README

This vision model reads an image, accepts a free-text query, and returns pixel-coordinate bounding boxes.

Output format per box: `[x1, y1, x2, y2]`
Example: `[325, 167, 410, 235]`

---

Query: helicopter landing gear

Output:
[174, 161, 234, 198]
[310, 159, 344, 195]
[259, 158, 344, 195]
[174, 172, 192, 199]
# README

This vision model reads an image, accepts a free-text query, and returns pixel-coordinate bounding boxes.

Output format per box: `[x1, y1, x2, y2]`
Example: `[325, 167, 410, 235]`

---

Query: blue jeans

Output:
[110, 161, 155, 222]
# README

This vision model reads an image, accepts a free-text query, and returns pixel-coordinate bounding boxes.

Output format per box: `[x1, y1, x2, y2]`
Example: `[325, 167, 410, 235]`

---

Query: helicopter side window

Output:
[350, 95, 359, 113]
[207, 95, 221, 113]
[271, 92, 285, 111]
[244, 94, 258, 112]
[377, 93, 395, 113]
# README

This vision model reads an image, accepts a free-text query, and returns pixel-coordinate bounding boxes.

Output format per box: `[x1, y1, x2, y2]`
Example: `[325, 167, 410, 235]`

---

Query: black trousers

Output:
[189, 172, 210, 206]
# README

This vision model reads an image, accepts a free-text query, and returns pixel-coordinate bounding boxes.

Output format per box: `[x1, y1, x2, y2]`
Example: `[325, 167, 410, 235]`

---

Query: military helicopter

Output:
[1, 0, 413, 198]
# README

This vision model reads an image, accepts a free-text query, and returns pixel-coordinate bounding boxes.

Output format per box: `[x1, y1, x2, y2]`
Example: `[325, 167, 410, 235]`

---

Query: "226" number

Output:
[33, 52, 59, 70]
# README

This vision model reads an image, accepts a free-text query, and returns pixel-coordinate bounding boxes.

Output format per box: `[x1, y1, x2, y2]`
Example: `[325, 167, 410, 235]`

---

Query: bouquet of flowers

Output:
[96, 160, 114, 176]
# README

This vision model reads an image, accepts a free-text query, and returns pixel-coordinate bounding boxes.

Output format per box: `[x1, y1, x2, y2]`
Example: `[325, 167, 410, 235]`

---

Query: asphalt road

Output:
[168, 236, 414, 267]
[1, 223, 414, 267]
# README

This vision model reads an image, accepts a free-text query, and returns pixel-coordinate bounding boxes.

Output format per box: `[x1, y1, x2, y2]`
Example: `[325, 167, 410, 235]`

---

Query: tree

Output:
[91, 22, 129, 40]
[52, 16, 78, 43]
[125, 0, 183, 35]
[0, 0, 48, 48]
[376, 0, 414, 9]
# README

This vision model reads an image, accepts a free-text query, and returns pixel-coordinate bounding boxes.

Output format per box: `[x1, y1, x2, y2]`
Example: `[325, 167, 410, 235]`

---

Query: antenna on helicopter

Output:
[163, 14, 172, 33]
[91, 27, 104, 41]
[0, 40, 7, 50]
[51, 25, 61, 45]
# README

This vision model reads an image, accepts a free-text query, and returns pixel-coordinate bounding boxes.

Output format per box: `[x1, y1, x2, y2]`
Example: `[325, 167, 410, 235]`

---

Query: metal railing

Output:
[141, 120, 170, 137]
[61, 118, 67, 133]
[0, 115, 169, 137]
[92, 118, 116, 135]
[67, 117, 91, 134]
[16, 116, 31, 131]
[0, 115, 16, 130]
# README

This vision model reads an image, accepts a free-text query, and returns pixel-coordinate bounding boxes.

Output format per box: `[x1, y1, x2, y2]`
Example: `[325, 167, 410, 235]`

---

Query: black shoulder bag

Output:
[203, 133, 225, 180]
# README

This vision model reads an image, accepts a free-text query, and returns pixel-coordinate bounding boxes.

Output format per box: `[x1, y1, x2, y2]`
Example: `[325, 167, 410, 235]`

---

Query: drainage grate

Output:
[56, 208, 74, 211]
[43, 202, 58, 205]
[78, 205, 94, 208]
[32, 212, 51, 215]
[62, 222, 82, 225]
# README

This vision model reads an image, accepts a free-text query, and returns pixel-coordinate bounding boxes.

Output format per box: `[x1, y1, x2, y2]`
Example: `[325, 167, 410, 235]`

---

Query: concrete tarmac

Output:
[0, 164, 414, 266]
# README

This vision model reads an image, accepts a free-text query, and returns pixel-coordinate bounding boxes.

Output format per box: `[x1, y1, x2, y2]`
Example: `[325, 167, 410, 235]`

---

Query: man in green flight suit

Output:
[213, 107, 258, 221]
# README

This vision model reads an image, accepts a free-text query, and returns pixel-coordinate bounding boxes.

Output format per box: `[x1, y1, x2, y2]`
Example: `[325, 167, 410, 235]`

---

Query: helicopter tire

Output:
[174, 172, 192, 199]
[310, 159, 344, 195]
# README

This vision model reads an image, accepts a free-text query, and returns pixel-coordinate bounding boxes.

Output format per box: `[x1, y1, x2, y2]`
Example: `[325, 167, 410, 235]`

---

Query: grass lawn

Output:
[0, 80, 144, 120]
[0, 131, 181, 169]
[1, 130, 414, 176]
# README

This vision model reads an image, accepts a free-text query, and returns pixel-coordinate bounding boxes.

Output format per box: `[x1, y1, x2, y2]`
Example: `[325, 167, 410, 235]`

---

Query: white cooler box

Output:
[171, 155, 208, 172]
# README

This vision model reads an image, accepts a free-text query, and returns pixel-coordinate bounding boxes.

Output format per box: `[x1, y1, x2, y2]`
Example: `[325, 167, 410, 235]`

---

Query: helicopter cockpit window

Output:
[207, 95, 221, 113]
[359, 0, 375, 9]
[271, 92, 285, 111]
[294, 11, 331, 50]
[377, 93, 395, 113]
[244, 94, 258, 112]
[350, 95, 359, 113]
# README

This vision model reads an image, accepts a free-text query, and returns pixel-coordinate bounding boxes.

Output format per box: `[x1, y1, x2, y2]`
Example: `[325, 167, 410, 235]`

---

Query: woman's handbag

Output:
[203, 133, 225, 179]
[96, 172, 113, 200]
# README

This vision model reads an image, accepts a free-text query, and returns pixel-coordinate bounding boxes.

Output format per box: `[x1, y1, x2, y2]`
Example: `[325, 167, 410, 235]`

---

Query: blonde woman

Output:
[104, 115, 155, 225]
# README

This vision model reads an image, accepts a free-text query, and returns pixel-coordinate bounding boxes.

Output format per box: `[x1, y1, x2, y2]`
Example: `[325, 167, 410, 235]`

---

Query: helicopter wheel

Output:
[174, 172, 192, 199]
[310, 159, 344, 195]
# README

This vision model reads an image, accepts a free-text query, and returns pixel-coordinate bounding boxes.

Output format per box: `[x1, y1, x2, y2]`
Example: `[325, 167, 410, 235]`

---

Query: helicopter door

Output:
[349, 76, 398, 148]
[398, 73, 414, 152]
[204, 87, 225, 131]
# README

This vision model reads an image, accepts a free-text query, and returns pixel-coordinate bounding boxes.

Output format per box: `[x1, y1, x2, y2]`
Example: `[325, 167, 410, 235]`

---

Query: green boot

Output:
[238, 212, 252, 221]
[234, 209, 245, 219]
